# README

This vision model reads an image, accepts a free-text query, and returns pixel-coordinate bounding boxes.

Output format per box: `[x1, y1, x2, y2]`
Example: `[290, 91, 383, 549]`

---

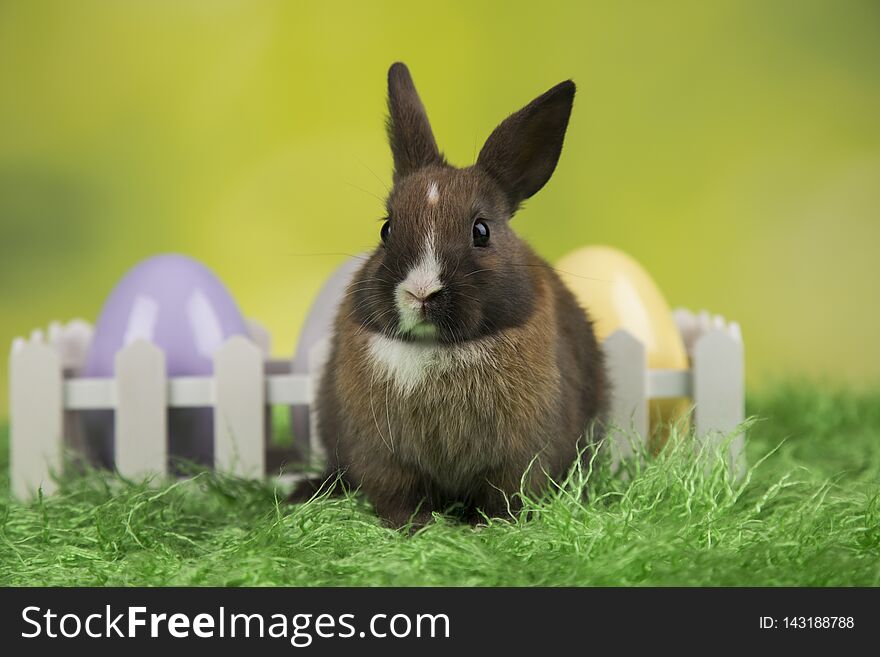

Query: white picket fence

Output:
[604, 309, 745, 477]
[8, 309, 744, 500]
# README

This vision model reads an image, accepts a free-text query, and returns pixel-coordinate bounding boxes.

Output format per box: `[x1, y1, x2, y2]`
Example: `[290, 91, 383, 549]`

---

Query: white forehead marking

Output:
[368, 333, 496, 395]
[426, 180, 439, 205]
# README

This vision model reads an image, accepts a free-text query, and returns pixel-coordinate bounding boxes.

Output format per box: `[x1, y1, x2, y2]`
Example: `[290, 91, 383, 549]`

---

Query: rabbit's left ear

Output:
[477, 80, 575, 211]
[387, 62, 444, 181]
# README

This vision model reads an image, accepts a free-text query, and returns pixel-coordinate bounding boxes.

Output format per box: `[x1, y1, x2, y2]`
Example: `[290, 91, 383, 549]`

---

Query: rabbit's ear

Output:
[387, 62, 444, 181]
[477, 80, 575, 211]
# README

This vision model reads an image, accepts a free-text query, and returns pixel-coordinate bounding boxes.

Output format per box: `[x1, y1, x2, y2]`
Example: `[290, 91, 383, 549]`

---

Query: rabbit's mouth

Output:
[395, 287, 441, 341]
[400, 321, 439, 341]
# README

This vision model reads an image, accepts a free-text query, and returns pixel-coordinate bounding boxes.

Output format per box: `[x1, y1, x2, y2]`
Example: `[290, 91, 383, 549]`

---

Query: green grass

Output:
[1, 382, 879, 586]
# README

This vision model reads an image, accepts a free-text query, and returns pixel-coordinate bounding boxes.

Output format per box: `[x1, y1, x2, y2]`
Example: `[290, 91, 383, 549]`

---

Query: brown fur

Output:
[291, 63, 608, 527]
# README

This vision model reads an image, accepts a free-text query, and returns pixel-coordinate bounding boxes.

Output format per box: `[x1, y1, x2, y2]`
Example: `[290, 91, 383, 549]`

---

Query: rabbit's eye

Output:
[473, 220, 490, 247]
[380, 220, 391, 243]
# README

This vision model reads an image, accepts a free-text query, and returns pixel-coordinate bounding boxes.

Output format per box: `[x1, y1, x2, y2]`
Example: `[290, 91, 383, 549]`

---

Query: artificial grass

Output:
[1, 382, 878, 586]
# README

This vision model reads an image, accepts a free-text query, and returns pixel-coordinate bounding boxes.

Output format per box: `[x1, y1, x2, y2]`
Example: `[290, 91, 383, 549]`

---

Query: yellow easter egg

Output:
[555, 246, 690, 452]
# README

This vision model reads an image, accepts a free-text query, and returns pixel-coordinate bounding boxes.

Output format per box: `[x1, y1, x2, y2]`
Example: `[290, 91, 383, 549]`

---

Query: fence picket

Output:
[214, 336, 265, 477]
[114, 340, 167, 479]
[10, 340, 63, 500]
[603, 329, 648, 465]
[693, 328, 745, 477]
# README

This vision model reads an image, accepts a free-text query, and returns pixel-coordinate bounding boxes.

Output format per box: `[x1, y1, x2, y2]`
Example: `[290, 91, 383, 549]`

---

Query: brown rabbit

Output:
[297, 63, 608, 527]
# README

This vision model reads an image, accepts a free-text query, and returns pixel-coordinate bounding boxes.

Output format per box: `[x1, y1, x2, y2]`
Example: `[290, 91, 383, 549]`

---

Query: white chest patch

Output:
[367, 334, 495, 395]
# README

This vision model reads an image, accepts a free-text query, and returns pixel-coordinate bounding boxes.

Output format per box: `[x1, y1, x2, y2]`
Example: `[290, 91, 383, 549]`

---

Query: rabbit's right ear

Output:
[386, 62, 444, 181]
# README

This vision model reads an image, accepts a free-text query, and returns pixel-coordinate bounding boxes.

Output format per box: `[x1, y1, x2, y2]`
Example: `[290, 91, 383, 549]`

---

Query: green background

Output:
[2, 0, 879, 417]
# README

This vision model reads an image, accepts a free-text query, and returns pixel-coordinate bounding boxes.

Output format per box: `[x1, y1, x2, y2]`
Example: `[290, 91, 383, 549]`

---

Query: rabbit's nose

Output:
[403, 286, 443, 306]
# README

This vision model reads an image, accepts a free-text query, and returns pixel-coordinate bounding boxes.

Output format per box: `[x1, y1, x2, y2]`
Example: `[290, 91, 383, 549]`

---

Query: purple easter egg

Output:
[84, 254, 248, 377]
[83, 254, 249, 470]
